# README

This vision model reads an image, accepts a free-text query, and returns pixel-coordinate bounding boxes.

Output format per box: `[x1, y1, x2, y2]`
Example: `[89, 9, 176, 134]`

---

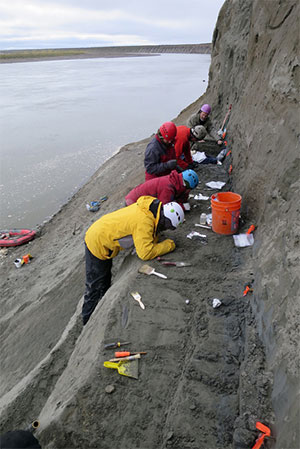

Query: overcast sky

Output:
[0, 0, 225, 50]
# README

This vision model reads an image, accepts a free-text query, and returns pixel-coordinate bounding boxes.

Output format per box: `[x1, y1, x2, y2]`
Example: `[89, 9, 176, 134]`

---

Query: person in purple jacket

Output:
[125, 169, 198, 211]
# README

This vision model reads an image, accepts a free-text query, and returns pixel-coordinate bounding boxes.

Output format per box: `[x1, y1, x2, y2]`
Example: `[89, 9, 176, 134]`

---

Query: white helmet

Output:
[163, 202, 184, 228]
[191, 125, 207, 140]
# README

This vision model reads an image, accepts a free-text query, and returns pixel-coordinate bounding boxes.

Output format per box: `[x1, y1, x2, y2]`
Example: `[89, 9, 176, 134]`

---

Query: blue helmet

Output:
[182, 169, 199, 189]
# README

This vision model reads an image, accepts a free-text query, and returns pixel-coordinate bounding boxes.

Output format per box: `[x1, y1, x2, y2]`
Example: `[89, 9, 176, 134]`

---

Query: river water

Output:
[0, 53, 210, 228]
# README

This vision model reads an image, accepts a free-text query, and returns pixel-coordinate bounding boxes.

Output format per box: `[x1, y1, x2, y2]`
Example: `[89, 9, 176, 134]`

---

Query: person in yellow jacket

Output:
[82, 196, 184, 325]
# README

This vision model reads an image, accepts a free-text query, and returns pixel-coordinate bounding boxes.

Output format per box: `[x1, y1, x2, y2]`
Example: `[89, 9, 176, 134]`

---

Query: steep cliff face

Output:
[195, 0, 299, 446]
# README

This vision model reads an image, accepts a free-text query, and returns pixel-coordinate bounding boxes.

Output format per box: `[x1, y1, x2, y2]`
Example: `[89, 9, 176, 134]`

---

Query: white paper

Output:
[206, 181, 226, 189]
[212, 298, 222, 308]
[187, 231, 207, 239]
[192, 152, 207, 163]
[194, 194, 209, 201]
[233, 234, 254, 247]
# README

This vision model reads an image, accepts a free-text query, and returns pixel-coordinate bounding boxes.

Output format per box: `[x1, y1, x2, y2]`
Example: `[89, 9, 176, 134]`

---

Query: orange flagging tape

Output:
[243, 286, 253, 296]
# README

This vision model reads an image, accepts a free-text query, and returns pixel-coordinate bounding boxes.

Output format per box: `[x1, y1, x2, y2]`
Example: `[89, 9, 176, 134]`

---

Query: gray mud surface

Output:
[0, 141, 274, 449]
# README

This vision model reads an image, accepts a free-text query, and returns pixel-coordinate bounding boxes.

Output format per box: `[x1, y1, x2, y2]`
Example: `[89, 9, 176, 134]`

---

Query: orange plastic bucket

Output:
[211, 192, 242, 235]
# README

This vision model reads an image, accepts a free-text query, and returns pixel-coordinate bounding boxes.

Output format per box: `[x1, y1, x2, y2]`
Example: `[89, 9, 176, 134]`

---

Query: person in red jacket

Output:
[125, 169, 199, 211]
[144, 122, 178, 181]
[174, 125, 207, 170]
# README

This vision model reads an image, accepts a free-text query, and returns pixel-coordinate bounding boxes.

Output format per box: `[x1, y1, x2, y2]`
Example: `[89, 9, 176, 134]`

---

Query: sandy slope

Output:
[0, 137, 274, 448]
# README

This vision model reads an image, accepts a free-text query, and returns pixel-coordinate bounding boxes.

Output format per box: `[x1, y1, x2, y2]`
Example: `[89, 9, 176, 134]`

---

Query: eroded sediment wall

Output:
[201, 0, 299, 446]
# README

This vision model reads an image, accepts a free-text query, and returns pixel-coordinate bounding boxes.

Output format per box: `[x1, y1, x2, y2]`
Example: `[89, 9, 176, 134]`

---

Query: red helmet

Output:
[159, 122, 177, 143]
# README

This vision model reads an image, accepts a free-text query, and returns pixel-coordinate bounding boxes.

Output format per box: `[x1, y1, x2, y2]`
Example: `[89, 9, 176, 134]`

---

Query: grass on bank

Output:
[0, 49, 86, 60]
[0, 44, 212, 61]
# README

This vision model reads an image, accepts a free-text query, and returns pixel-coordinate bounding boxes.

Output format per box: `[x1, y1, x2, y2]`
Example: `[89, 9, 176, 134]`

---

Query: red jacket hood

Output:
[169, 170, 185, 193]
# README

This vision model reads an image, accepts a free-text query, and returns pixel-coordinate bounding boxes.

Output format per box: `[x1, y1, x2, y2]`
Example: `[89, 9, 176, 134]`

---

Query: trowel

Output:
[103, 359, 139, 379]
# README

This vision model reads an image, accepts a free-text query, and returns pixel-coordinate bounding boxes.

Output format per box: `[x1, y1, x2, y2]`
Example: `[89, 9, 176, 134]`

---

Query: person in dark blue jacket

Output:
[144, 122, 178, 180]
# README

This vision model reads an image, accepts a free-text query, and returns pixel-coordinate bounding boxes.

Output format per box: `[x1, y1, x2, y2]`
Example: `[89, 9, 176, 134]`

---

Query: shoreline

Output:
[0, 43, 211, 64]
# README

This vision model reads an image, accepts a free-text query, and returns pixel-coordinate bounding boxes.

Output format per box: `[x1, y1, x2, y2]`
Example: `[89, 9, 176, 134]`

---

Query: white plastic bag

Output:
[206, 181, 226, 189]
[233, 234, 254, 247]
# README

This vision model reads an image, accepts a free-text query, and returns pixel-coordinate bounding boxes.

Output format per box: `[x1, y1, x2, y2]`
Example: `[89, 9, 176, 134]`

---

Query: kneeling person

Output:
[82, 196, 184, 325]
[125, 169, 199, 211]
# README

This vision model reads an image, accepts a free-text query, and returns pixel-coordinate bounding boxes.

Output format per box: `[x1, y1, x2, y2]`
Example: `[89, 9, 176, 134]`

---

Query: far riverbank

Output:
[0, 43, 211, 64]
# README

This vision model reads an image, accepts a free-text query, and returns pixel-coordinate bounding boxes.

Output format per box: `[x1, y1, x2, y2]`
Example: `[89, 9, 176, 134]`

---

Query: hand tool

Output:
[25, 420, 40, 432]
[103, 359, 139, 379]
[246, 224, 256, 234]
[243, 286, 254, 296]
[218, 104, 232, 137]
[195, 223, 211, 229]
[109, 354, 141, 362]
[157, 257, 191, 267]
[104, 341, 130, 349]
[138, 264, 167, 279]
[122, 304, 129, 328]
[115, 351, 147, 357]
[130, 291, 145, 310]
[251, 422, 274, 449]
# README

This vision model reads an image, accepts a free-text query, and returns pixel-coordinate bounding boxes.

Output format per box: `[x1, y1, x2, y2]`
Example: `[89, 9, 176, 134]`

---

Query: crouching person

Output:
[125, 169, 199, 212]
[144, 121, 178, 181]
[82, 196, 184, 325]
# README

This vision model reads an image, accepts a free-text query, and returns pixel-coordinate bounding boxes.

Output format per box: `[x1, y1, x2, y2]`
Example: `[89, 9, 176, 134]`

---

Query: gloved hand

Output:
[166, 159, 177, 170]
[163, 239, 176, 252]
[188, 162, 198, 170]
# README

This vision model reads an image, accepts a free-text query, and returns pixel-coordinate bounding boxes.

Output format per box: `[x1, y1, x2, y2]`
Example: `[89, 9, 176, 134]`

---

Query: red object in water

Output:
[229, 164, 233, 174]
[0, 229, 36, 247]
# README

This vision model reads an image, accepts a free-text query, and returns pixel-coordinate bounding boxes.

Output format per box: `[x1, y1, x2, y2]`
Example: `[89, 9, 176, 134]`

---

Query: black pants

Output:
[82, 244, 112, 325]
[200, 156, 217, 164]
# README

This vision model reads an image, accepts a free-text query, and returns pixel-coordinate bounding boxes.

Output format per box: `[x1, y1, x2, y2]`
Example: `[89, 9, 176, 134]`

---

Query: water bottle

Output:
[200, 213, 207, 225]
